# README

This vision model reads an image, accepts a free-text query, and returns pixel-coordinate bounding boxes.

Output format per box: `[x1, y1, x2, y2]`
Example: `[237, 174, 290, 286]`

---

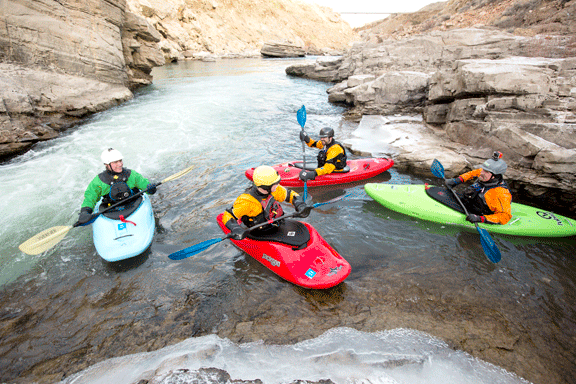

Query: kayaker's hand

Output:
[299, 131, 310, 144]
[74, 207, 94, 227]
[294, 205, 313, 218]
[293, 195, 313, 218]
[146, 183, 158, 195]
[445, 177, 461, 188]
[466, 214, 485, 223]
[299, 169, 317, 182]
[230, 226, 249, 240]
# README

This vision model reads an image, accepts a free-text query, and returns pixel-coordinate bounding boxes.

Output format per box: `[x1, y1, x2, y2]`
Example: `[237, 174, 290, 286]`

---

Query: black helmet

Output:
[319, 127, 334, 138]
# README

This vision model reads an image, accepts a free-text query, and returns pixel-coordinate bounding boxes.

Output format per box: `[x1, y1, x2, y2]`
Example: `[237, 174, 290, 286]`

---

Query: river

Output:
[0, 58, 575, 384]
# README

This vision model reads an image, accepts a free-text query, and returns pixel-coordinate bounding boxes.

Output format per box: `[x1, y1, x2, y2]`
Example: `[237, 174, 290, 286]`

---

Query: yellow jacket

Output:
[222, 185, 298, 226]
[306, 139, 346, 176]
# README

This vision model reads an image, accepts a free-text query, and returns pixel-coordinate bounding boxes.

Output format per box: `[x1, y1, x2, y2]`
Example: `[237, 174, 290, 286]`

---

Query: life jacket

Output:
[98, 168, 138, 207]
[317, 140, 347, 170]
[227, 186, 284, 229]
[462, 176, 509, 216]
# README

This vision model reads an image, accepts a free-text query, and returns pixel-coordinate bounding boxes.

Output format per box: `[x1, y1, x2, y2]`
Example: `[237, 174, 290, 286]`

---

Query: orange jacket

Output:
[458, 169, 512, 225]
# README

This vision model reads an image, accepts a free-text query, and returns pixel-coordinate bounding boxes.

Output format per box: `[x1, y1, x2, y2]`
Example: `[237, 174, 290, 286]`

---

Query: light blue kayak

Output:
[93, 194, 155, 262]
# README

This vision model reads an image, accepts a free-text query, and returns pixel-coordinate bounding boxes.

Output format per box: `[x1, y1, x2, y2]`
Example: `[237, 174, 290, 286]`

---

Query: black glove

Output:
[226, 221, 249, 240]
[299, 131, 310, 143]
[74, 207, 94, 227]
[146, 183, 158, 195]
[299, 169, 317, 182]
[292, 195, 312, 218]
[445, 177, 461, 188]
[466, 214, 485, 223]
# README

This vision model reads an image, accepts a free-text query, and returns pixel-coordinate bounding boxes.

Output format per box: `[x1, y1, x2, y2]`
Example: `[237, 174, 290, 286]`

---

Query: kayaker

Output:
[222, 165, 310, 240]
[298, 127, 348, 182]
[445, 151, 512, 225]
[75, 148, 157, 226]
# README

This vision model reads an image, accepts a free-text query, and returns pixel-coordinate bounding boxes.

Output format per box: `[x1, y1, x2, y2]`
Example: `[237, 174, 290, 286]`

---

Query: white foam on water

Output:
[61, 327, 530, 384]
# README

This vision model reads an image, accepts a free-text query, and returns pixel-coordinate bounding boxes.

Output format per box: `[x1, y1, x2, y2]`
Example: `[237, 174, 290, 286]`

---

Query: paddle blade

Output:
[476, 226, 502, 263]
[168, 237, 225, 260]
[297, 105, 306, 128]
[430, 159, 445, 179]
[19, 226, 72, 255]
[161, 164, 196, 184]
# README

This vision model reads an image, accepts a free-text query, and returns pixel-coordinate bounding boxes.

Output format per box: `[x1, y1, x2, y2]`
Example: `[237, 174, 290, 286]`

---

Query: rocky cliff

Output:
[286, 0, 576, 216]
[0, 0, 357, 161]
[0, 0, 166, 160]
[125, 0, 357, 61]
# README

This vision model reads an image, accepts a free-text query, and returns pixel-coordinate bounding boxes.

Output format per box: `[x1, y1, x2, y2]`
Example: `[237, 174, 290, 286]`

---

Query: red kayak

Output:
[245, 158, 394, 187]
[216, 213, 351, 289]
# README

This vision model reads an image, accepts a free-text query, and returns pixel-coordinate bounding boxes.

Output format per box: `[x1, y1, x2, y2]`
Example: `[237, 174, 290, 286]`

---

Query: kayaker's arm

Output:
[81, 176, 106, 210]
[221, 194, 262, 226]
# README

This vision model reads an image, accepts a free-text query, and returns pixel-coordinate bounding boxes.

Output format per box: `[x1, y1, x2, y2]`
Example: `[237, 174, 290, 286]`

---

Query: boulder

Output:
[260, 41, 305, 58]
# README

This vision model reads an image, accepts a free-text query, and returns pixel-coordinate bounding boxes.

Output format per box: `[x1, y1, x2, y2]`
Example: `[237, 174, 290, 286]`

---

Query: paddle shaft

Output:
[444, 180, 484, 230]
[297, 105, 308, 200]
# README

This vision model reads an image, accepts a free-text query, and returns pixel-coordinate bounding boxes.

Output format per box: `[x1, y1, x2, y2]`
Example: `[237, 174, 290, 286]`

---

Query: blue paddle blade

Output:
[430, 159, 445, 179]
[476, 226, 502, 263]
[297, 105, 306, 128]
[168, 237, 225, 260]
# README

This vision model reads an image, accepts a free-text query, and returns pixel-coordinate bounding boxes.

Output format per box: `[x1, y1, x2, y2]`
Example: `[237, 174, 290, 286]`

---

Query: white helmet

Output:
[101, 148, 123, 164]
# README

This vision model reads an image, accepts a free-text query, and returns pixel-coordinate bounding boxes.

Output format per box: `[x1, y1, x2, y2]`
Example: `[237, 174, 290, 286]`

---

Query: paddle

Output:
[297, 105, 308, 200]
[168, 192, 351, 261]
[18, 164, 196, 256]
[430, 159, 501, 263]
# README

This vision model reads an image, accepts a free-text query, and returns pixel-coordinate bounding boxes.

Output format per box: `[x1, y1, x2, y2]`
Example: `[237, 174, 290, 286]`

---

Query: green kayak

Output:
[364, 183, 576, 237]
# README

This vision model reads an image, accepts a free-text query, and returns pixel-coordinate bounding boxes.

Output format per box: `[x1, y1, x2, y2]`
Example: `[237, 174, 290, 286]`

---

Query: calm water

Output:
[0, 58, 575, 384]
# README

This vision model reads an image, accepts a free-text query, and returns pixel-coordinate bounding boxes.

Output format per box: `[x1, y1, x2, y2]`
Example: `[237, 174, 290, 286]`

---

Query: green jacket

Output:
[81, 168, 149, 209]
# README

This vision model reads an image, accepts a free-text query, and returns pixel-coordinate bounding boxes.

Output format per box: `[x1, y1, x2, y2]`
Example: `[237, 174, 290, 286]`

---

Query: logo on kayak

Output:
[537, 211, 564, 226]
[287, 231, 295, 237]
[327, 265, 342, 276]
[118, 223, 127, 231]
[262, 254, 280, 267]
[305, 268, 317, 279]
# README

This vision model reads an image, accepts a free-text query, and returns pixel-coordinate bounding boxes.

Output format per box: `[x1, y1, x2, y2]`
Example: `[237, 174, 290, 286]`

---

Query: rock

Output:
[261, 41, 305, 58]
[285, 56, 343, 82]
[0, 63, 133, 160]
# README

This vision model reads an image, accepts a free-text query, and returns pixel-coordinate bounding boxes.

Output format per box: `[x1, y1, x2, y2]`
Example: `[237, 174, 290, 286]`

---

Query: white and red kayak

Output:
[245, 158, 394, 188]
[216, 213, 350, 289]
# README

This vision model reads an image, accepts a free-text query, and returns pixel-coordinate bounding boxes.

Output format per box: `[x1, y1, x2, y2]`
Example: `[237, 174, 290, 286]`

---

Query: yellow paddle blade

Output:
[161, 164, 195, 183]
[18, 226, 72, 255]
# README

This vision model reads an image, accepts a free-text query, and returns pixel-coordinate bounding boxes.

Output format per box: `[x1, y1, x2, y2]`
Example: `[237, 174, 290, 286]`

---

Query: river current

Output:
[0, 58, 575, 384]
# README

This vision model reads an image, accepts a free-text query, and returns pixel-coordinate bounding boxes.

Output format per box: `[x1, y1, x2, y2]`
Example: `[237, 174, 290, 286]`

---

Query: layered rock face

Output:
[126, 0, 357, 62]
[0, 0, 165, 160]
[286, 28, 576, 214]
